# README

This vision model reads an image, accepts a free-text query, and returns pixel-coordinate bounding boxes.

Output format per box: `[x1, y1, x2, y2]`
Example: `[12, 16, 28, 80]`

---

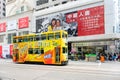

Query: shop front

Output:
[68, 34, 120, 61]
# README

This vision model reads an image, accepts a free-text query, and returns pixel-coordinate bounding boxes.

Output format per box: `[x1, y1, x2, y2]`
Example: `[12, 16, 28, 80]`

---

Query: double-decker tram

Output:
[12, 30, 68, 65]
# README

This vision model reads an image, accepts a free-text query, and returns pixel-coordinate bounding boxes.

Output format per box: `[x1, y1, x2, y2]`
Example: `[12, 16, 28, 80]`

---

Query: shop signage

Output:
[7, 20, 17, 31]
[18, 17, 29, 29]
[73, 41, 114, 47]
[0, 22, 6, 32]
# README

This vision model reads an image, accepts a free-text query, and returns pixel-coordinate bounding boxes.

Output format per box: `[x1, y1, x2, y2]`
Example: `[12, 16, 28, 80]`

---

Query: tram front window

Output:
[55, 32, 60, 39]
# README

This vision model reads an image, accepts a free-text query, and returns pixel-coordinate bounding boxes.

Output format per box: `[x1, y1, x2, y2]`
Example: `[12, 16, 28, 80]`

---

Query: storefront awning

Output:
[67, 34, 120, 42]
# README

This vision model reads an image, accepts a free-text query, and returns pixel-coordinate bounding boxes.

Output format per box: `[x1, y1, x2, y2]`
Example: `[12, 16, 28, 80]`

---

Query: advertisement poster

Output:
[10, 45, 13, 56]
[7, 20, 17, 31]
[0, 46, 2, 58]
[0, 22, 6, 33]
[2, 45, 9, 58]
[36, 13, 78, 37]
[36, 5, 104, 37]
[18, 17, 29, 29]
[78, 5, 104, 36]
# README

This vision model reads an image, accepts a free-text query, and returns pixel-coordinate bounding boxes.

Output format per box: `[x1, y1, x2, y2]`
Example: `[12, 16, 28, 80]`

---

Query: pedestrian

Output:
[100, 53, 105, 62]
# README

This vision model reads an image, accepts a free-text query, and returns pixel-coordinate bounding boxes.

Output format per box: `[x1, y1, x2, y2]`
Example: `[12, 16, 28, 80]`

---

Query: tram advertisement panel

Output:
[36, 5, 104, 36]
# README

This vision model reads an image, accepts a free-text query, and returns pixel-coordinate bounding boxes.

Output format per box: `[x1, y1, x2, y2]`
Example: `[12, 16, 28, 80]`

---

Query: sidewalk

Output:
[68, 60, 120, 72]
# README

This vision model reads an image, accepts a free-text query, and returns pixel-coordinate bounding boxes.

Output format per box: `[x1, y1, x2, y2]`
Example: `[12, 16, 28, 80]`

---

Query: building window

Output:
[36, 0, 49, 6]
[19, 31, 29, 36]
[21, 6, 24, 12]
[3, 3, 5, 6]
[8, 33, 16, 44]
[3, 8, 5, 11]
[0, 35, 4, 43]
[3, 13, 5, 16]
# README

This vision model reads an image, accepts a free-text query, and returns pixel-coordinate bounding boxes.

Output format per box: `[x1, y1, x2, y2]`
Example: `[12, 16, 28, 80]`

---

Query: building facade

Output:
[34, 0, 120, 60]
[0, 0, 6, 18]
[0, 0, 34, 58]
[1, 0, 120, 60]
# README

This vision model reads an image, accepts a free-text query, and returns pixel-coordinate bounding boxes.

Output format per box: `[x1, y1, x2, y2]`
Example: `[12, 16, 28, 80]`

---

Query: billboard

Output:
[36, 13, 78, 37]
[78, 5, 104, 36]
[36, 5, 104, 37]
[18, 17, 29, 29]
[0, 22, 6, 33]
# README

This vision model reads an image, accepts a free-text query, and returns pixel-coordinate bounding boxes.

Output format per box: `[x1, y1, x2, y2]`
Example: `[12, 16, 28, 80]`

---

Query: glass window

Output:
[28, 48, 33, 54]
[55, 32, 60, 39]
[41, 34, 46, 40]
[63, 47, 67, 54]
[0, 35, 4, 43]
[18, 38, 23, 42]
[35, 35, 41, 41]
[41, 48, 44, 54]
[21, 6, 24, 12]
[13, 38, 17, 43]
[34, 48, 41, 54]
[48, 33, 54, 40]
[8, 33, 16, 44]
[62, 32, 67, 38]
[23, 36, 28, 42]
[28, 36, 34, 41]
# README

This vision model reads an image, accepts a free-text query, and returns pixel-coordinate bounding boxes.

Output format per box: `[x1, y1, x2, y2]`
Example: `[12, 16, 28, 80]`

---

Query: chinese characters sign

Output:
[18, 17, 29, 29]
[0, 23, 6, 32]
[78, 5, 104, 36]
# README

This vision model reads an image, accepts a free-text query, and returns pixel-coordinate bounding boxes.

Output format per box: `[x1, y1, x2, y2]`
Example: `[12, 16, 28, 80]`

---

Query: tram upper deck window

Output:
[41, 34, 47, 40]
[18, 38, 23, 42]
[55, 32, 60, 39]
[62, 32, 67, 38]
[23, 36, 28, 42]
[35, 35, 41, 41]
[28, 36, 34, 41]
[48, 33, 54, 40]
[13, 38, 17, 43]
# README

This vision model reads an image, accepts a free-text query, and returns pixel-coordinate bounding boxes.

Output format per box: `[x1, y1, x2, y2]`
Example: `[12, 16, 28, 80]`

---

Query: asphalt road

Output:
[0, 59, 120, 80]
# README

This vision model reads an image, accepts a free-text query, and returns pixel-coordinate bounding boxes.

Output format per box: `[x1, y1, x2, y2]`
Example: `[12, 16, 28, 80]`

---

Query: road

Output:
[0, 59, 120, 80]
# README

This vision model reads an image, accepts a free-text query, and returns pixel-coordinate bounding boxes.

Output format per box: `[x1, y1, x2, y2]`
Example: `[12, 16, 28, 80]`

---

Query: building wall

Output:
[6, 0, 35, 17]
[0, 10, 33, 45]
[0, 0, 6, 18]
[34, 0, 104, 36]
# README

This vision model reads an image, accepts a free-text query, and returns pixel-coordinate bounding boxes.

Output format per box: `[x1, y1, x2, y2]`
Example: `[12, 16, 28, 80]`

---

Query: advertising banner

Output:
[10, 45, 13, 56]
[2, 45, 9, 58]
[77, 5, 104, 36]
[36, 5, 104, 37]
[0, 22, 6, 33]
[0, 46, 2, 58]
[36, 13, 78, 37]
[7, 20, 17, 31]
[18, 17, 29, 29]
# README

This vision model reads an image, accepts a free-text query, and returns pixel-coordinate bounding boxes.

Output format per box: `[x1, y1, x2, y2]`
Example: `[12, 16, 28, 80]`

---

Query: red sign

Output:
[0, 46, 2, 58]
[77, 5, 104, 36]
[66, 12, 78, 23]
[0, 23, 6, 32]
[18, 17, 29, 29]
[10, 45, 13, 56]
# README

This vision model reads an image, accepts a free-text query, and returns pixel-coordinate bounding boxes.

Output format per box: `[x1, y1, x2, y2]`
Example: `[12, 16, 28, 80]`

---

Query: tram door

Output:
[55, 47, 60, 63]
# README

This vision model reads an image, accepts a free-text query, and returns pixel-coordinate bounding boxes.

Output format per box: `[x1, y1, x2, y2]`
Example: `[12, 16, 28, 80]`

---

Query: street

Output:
[0, 59, 120, 80]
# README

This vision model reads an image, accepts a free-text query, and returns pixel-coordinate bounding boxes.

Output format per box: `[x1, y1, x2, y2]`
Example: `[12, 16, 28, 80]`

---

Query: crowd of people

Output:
[97, 52, 120, 62]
